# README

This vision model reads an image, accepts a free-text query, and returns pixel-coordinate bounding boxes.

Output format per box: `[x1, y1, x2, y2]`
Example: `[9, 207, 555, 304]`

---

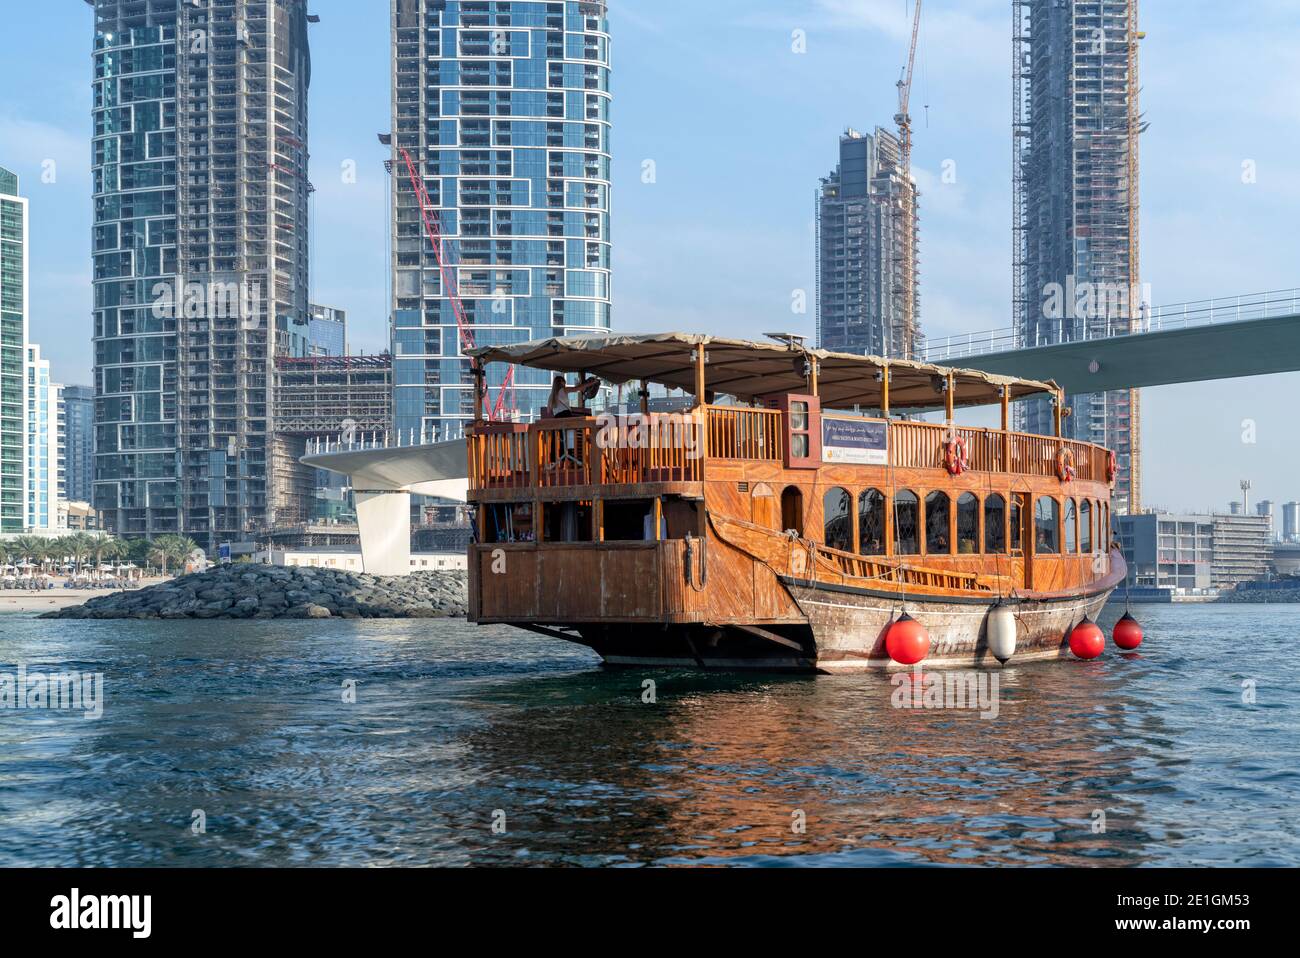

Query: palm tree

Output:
[66, 532, 95, 573]
[170, 536, 201, 574]
[91, 534, 121, 571]
[122, 537, 152, 572]
[148, 535, 178, 576]
[11, 536, 45, 573]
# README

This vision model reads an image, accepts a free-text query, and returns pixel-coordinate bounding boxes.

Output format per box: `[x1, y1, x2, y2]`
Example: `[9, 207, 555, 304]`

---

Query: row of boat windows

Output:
[818, 488, 1109, 558]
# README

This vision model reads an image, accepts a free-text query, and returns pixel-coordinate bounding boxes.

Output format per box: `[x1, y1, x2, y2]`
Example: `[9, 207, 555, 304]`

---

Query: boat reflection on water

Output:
[464, 659, 1181, 866]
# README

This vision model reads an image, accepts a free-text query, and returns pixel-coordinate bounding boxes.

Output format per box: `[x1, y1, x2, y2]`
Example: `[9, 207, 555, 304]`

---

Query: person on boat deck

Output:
[546, 374, 601, 418]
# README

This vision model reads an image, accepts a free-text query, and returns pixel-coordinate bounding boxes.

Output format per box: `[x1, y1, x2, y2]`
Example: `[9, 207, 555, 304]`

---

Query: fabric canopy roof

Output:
[467, 333, 1059, 410]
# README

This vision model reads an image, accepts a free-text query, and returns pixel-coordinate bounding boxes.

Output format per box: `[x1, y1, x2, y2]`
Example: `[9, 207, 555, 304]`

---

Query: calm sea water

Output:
[0, 604, 1295, 867]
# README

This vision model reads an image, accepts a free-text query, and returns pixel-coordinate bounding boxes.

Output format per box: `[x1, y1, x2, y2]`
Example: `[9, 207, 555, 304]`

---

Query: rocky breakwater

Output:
[41, 565, 468, 620]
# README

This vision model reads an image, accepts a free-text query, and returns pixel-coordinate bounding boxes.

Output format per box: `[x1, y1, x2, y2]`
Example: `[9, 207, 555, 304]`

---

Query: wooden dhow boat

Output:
[464, 334, 1127, 672]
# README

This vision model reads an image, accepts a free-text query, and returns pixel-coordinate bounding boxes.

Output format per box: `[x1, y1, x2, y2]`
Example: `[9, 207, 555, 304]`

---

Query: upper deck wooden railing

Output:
[468, 407, 1110, 491]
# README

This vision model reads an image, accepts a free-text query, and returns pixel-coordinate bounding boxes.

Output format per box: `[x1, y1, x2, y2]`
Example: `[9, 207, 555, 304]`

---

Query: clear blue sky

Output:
[1, 0, 1297, 514]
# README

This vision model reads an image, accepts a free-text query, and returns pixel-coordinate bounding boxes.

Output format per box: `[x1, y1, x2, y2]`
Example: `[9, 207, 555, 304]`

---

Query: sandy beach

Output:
[0, 590, 107, 613]
[0, 578, 169, 614]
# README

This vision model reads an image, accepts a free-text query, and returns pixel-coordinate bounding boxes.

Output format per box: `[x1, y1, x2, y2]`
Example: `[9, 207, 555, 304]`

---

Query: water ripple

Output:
[0, 606, 1296, 866]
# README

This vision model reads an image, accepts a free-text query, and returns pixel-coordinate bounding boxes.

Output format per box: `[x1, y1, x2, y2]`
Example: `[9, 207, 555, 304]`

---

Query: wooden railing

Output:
[468, 423, 531, 489]
[473, 416, 704, 490]
[469, 410, 1111, 491]
[888, 420, 1105, 481]
[811, 541, 1000, 592]
[705, 406, 783, 461]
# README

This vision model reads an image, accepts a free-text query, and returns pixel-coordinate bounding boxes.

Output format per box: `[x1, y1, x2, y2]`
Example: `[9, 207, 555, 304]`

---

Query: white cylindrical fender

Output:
[986, 603, 1017, 664]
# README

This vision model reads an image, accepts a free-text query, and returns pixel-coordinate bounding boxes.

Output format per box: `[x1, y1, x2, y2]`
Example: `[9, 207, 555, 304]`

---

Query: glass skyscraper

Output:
[62, 384, 96, 505]
[0, 166, 26, 533]
[389, 0, 612, 441]
[24, 343, 62, 531]
[90, 0, 313, 550]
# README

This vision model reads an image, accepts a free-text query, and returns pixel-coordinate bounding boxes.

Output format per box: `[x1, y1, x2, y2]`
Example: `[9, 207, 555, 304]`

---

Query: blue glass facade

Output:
[390, 0, 612, 441]
[308, 303, 347, 357]
[90, 1, 312, 548]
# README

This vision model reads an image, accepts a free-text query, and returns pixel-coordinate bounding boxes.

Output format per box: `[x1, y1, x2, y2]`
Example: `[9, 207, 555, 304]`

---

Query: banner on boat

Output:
[822, 417, 888, 465]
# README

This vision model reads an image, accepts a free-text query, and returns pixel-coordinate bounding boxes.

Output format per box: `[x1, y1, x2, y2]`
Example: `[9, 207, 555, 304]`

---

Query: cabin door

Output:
[780, 486, 804, 536]
[750, 483, 778, 530]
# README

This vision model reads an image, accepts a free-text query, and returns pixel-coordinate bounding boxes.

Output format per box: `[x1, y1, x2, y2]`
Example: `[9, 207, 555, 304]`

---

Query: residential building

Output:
[388, 0, 612, 443]
[62, 500, 101, 532]
[1211, 513, 1272, 589]
[1117, 510, 1273, 593]
[816, 127, 920, 359]
[63, 384, 95, 504]
[0, 166, 27, 533]
[25, 344, 63, 531]
[1013, 0, 1144, 514]
[308, 303, 347, 357]
[89, 0, 314, 551]
[1115, 512, 1214, 591]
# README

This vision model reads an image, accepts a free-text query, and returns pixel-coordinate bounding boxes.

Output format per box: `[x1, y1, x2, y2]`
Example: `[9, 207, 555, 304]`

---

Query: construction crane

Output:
[395, 147, 513, 422]
[893, 0, 923, 359]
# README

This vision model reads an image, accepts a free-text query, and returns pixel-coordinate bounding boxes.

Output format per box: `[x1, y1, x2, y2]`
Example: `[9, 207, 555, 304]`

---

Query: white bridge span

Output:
[301, 439, 469, 576]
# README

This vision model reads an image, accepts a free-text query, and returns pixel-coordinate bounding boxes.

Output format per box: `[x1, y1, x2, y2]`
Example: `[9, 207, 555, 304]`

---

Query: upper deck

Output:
[464, 331, 1110, 498]
[467, 407, 1111, 497]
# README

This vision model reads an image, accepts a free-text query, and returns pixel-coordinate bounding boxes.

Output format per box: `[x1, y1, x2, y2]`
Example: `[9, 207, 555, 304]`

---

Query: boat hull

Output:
[586, 580, 1116, 674]
[778, 578, 1113, 672]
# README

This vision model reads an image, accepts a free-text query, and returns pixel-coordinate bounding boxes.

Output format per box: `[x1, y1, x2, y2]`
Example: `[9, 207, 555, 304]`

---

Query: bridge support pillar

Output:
[355, 489, 412, 577]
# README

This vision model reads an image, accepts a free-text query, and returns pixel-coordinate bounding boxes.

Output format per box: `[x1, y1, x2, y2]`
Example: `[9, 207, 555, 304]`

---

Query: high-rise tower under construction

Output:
[1013, 0, 1144, 515]
[88, 0, 313, 550]
[816, 127, 921, 360]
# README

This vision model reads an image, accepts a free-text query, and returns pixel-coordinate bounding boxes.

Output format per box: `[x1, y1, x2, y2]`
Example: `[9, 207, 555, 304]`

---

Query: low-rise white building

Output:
[250, 547, 466, 573]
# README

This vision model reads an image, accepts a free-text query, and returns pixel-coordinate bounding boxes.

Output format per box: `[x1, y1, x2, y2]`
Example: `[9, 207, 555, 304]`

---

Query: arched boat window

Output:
[1035, 497, 1059, 554]
[925, 492, 951, 555]
[823, 487, 852, 552]
[858, 488, 885, 556]
[781, 486, 804, 536]
[894, 490, 919, 555]
[1064, 498, 1078, 553]
[984, 493, 1007, 554]
[957, 493, 979, 554]
[1081, 499, 1093, 552]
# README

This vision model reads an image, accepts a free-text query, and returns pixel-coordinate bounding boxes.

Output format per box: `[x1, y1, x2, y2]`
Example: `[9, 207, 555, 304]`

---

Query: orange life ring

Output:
[943, 436, 970, 476]
[1055, 447, 1076, 483]
[1106, 450, 1119, 486]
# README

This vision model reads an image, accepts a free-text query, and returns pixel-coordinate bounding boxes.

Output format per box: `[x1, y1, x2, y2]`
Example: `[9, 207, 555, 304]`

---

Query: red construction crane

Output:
[396, 147, 514, 422]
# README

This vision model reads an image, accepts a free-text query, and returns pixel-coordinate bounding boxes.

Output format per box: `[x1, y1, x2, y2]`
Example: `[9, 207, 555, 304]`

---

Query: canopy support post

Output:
[471, 358, 485, 422]
[1001, 385, 1011, 472]
[881, 364, 890, 418]
[693, 347, 706, 409]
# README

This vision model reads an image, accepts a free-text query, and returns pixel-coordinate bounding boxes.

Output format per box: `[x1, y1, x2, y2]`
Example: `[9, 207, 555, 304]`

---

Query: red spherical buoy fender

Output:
[886, 613, 930, 665]
[1113, 612, 1143, 650]
[1069, 617, 1105, 660]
